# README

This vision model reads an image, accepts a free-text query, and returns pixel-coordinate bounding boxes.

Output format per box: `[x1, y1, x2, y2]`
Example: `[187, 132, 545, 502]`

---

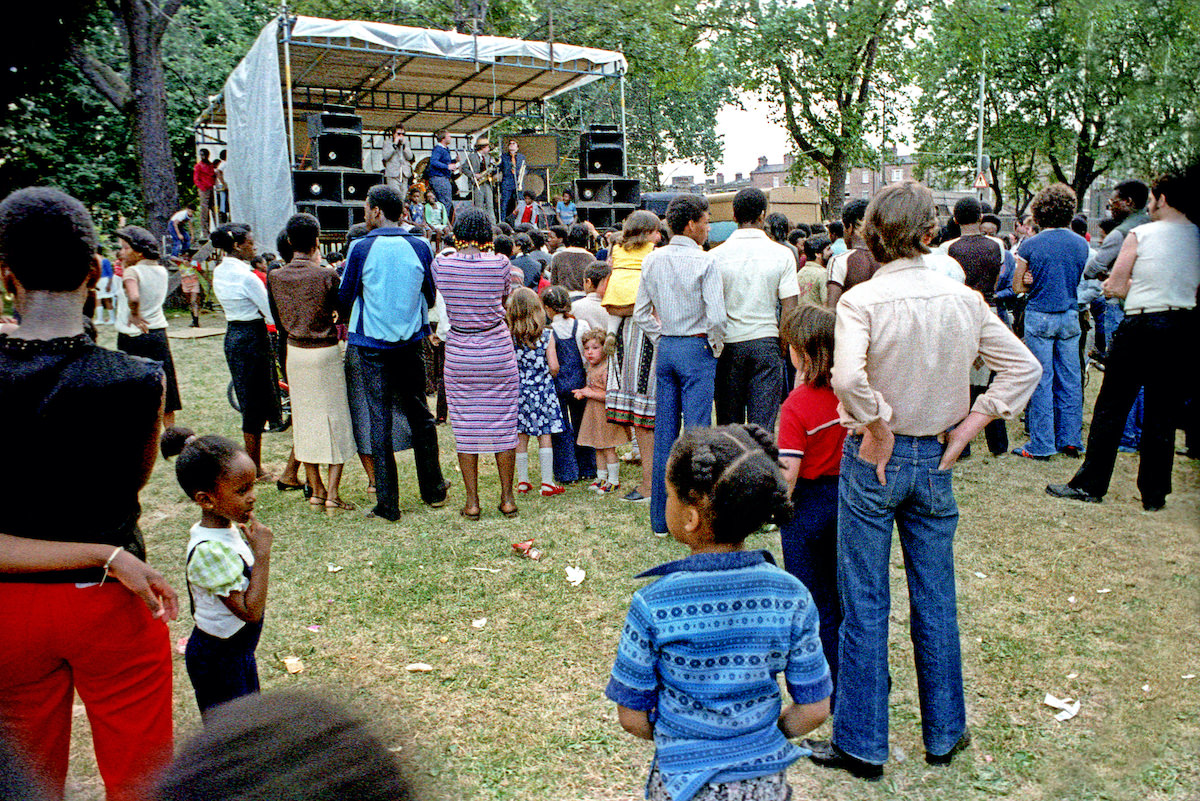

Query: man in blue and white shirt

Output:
[339, 185, 448, 521]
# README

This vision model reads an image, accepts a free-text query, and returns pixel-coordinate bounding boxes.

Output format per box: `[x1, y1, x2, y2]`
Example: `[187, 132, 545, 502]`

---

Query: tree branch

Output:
[150, 0, 186, 42]
[69, 46, 131, 111]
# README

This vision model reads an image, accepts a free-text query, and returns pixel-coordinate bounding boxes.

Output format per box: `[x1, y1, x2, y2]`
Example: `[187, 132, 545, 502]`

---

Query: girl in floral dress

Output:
[506, 287, 566, 496]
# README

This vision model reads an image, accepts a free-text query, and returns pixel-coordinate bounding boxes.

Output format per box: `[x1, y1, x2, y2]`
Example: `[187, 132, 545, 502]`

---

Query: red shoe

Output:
[517, 481, 533, 494]
[540, 483, 565, 497]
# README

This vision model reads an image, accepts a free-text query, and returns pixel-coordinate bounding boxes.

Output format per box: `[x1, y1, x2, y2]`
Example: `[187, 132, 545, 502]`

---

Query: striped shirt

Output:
[632, 236, 726, 354]
[606, 550, 832, 801]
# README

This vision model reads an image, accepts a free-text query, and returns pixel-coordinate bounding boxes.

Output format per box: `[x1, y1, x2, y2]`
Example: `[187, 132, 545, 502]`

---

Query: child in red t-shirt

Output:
[778, 303, 847, 700]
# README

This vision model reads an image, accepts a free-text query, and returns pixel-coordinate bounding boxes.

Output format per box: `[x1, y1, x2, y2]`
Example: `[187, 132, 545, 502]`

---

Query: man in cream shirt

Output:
[710, 187, 799, 429]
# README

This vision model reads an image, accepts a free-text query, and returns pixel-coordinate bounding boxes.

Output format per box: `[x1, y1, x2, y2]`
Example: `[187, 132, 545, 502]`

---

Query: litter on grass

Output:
[467, 566, 501, 573]
[1068, 596, 1077, 604]
[1044, 693, 1080, 721]
[973, 571, 988, 579]
[565, 566, 586, 586]
[306, 624, 322, 632]
[1096, 588, 1111, 594]
[1183, 674, 1196, 680]
[472, 617, 488, 629]
[327, 564, 343, 573]
[1142, 684, 1151, 692]
[512, 540, 544, 560]
[175, 636, 189, 655]
[282, 656, 305, 674]
[1067, 672, 1078, 679]
[406, 663, 434, 672]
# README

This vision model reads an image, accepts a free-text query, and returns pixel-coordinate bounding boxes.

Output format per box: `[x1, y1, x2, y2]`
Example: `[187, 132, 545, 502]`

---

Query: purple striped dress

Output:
[434, 251, 519, 453]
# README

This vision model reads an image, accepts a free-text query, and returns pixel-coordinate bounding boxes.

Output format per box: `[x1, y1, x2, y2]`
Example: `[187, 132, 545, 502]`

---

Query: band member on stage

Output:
[429, 130, 459, 219]
[500, 139, 526, 222]
[464, 136, 498, 222]
[382, 125, 416, 198]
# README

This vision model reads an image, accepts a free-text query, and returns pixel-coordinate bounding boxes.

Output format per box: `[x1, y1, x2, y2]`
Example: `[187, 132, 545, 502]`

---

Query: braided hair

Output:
[667, 425, 793, 544]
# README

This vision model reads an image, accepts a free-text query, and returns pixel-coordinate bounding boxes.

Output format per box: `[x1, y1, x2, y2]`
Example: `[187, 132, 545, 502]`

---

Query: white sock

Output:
[630, 438, 641, 458]
[607, 462, 620, 485]
[516, 452, 529, 485]
[538, 448, 555, 486]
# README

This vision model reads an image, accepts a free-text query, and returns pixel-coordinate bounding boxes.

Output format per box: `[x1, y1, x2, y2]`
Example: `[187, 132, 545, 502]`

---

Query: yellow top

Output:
[601, 242, 655, 307]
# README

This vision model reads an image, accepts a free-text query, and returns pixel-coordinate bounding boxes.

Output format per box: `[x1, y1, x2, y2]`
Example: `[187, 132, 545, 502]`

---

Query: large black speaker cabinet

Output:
[294, 171, 343, 203]
[522, 167, 550, 202]
[579, 128, 625, 178]
[311, 133, 363, 170]
[342, 173, 380, 203]
[295, 201, 352, 233]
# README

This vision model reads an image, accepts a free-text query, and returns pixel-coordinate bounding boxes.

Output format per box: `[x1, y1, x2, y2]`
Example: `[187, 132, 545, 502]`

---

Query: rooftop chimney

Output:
[757, 156, 768, 168]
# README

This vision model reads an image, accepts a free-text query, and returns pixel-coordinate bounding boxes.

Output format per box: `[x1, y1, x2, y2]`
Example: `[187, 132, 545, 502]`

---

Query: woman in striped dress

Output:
[434, 207, 520, 519]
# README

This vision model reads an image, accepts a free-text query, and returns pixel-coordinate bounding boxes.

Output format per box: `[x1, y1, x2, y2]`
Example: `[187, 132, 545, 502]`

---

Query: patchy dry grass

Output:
[65, 311, 1200, 800]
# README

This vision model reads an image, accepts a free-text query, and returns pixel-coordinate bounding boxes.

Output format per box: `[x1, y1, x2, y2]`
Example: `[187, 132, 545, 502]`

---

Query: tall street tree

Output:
[708, 0, 910, 219]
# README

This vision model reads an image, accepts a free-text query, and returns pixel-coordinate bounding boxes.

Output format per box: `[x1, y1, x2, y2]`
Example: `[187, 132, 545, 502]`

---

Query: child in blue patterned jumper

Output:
[606, 424, 832, 801]
[506, 287, 566, 496]
[161, 426, 273, 720]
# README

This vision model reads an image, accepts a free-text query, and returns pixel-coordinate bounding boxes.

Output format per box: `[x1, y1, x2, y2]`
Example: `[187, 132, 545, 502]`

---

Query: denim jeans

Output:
[349, 342, 447, 520]
[1120, 388, 1144, 450]
[1021, 309, 1083, 456]
[650, 336, 717, 532]
[714, 337, 786, 430]
[833, 435, 966, 764]
[780, 476, 841, 707]
[430, 176, 453, 218]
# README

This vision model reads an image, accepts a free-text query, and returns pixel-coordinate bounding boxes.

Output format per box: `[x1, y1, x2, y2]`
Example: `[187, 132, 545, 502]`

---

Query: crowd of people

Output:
[0, 155, 1197, 801]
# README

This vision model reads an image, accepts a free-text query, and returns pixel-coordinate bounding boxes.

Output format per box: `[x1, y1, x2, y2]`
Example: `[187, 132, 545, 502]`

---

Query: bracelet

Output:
[99, 546, 124, 585]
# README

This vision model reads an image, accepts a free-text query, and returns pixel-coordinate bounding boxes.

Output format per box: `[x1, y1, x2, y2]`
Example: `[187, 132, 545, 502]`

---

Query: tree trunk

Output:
[826, 152, 848, 222]
[129, 36, 178, 242]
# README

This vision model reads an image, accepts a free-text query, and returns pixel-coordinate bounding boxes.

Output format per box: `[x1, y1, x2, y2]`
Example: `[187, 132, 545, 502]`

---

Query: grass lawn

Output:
[65, 310, 1199, 801]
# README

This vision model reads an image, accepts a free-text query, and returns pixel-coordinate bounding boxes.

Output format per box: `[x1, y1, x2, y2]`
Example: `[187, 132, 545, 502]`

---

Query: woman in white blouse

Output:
[114, 225, 182, 427]
[211, 222, 276, 479]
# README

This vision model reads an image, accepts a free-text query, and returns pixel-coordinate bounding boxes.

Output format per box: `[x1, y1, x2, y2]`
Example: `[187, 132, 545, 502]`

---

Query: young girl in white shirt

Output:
[162, 426, 273, 719]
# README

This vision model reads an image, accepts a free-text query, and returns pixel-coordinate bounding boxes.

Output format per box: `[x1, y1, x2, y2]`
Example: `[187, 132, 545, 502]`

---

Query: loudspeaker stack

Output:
[574, 125, 640, 230]
[293, 106, 380, 235]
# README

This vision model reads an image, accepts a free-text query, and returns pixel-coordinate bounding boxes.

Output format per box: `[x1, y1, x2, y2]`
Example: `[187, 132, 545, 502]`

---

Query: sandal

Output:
[460, 507, 481, 521]
[498, 504, 519, 518]
[325, 498, 356, 511]
[516, 481, 533, 494]
[276, 479, 305, 492]
[308, 495, 328, 506]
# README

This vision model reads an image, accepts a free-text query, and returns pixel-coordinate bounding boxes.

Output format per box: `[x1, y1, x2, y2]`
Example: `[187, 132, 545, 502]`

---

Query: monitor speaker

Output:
[294, 170, 343, 203]
[522, 167, 550, 202]
[341, 172, 380, 202]
[575, 179, 613, 205]
[295, 201, 352, 233]
[312, 133, 363, 170]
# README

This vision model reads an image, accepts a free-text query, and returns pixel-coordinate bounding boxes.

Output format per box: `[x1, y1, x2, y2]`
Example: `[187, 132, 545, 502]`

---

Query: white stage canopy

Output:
[199, 13, 628, 246]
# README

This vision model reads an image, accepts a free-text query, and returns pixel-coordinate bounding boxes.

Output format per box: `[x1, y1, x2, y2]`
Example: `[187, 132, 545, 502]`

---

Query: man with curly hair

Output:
[1010, 183, 1090, 460]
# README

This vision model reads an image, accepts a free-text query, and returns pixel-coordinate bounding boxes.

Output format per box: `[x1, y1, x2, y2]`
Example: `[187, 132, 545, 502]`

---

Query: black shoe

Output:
[425, 480, 452, 508]
[926, 729, 971, 765]
[1045, 484, 1101, 503]
[1058, 446, 1083, 458]
[1142, 501, 1165, 512]
[804, 739, 883, 781]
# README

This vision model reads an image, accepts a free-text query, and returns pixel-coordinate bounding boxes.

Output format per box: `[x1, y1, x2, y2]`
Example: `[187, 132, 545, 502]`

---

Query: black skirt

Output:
[117, 328, 182, 413]
[224, 320, 275, 433]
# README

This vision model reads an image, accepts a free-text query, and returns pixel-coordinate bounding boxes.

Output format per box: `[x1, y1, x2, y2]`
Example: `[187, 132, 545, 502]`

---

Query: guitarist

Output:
[464, 136, 498, 223]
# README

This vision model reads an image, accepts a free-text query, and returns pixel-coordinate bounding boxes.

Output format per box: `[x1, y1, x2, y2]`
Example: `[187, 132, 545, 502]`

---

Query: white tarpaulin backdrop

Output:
[223, 18, 294, 249]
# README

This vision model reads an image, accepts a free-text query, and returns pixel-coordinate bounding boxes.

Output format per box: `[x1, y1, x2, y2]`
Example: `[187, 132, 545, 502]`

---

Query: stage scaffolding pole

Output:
[282, 6, 296, 167]
[619, 72, 627, 175]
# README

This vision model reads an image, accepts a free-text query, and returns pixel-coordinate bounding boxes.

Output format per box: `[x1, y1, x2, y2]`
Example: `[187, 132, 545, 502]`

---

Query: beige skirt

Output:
[287, 344, 357, 465]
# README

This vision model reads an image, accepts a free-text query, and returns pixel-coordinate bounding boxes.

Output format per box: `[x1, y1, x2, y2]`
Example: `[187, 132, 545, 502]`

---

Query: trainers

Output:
[1012, 447, 1052, 461]
[540, 483, 566, 497]
[595, 481, 619, 495]
[621, 489, 649, 503]
[588, 479, 607, 493]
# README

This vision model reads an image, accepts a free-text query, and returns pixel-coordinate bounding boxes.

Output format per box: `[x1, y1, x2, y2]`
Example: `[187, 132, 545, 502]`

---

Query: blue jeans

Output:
[1022, 309, 1083, 456]
[833, 435, 965, 764]
[650, 337, 716, 532]
[780, 476, 841, 707]
[1120, 388, 1144, 450]
[430, 176, 453, 217]
[1103, 300, 1124, 351]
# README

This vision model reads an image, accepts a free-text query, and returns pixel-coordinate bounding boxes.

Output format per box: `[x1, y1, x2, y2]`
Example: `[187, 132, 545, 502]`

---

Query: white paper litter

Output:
[405, 663, 434, 672]
[1066, 672, 1078, 679]
[472, 617, 488, 629]
[1142, 683, 1150, 692]
[565, 566, 586, 586]
[467, 566, 501, 573]
[282, 656, 305, 674]
[327, 564, 343, 573]
[1068, 596, 1077, 604]
[973, 571, 988, 579]
[1044, 693, 1080, 721]
[1096, 588, 1111, 594]
[1182, 674, 1196, 680]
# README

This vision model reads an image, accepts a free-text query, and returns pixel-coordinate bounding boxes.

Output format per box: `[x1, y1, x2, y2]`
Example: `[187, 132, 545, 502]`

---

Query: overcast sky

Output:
[661, 95, 792, 183]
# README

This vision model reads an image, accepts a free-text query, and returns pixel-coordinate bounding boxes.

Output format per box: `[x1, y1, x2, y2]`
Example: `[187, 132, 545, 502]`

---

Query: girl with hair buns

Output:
[161, 426, 273, 718]
[114, 225, 183, 427]
[605, 424, 831, 801]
